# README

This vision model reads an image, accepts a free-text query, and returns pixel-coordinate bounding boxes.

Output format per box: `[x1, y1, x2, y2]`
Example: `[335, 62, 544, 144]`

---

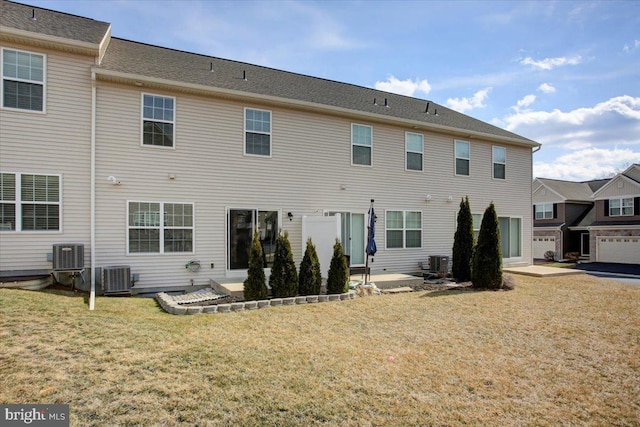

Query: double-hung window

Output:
[535, 203, 553, 219]
[609, 198, 633, 216]
[493, 146, 506, 179]
[455, 140, 470, 176]
[142, 93, 175, 147]
[2, 48, 45, 112]
[0, 172, 60, 231]
[128, 201, 194, 254]
[245, 108, 271, 156]
[386, 210, 422, 249]
[406, 132, 424, 171]
[352, 124, 372, 166]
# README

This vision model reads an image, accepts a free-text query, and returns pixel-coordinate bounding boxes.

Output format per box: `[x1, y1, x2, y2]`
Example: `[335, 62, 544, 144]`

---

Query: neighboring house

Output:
[532, 178, 607, 260]
[1, 1, 539, 294]
[533, 164, 640, 264]
[589, 164, 640, 264]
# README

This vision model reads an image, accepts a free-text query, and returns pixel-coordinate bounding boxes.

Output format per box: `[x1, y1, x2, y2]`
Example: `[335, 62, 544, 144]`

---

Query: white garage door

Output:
[597, 237, 640, 264]
[533, 236, 555, 259]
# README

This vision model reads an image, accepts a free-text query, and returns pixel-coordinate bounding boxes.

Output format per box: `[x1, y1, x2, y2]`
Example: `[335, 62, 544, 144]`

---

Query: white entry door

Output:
[326, 211, 366, 266]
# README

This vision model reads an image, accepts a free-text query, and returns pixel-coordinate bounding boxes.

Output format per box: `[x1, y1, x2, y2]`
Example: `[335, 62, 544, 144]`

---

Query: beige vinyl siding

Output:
[533, 187, 563, 204]
[595, 177, 640, 199]
[94, 81, 533, 288]
[0, 42, 93, 272]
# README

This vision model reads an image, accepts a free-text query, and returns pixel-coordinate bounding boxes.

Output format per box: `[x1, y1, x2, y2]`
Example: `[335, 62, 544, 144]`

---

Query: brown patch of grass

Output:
[1, 275, 639, 426]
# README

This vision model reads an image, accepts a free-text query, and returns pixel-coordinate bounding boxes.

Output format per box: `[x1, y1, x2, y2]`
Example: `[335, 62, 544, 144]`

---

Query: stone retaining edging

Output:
[156, 291, 356, 315]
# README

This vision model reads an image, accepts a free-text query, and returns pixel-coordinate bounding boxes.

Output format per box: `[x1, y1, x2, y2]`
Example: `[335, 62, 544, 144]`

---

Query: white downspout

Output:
[531, 144, 541, 265]
[89, 71, 97, 310]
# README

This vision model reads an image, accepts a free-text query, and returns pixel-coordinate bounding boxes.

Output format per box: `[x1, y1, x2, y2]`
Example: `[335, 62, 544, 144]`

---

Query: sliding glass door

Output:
[228, 209, 279, 270]
[326, 211, 365, 266]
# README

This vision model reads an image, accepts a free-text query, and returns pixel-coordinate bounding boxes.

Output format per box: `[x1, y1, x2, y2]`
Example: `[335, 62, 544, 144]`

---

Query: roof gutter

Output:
[92, 68, 540, 148]
[588, 224, 640, 231]
[534, 224, 565, 231]
[0, 26, 101, 56]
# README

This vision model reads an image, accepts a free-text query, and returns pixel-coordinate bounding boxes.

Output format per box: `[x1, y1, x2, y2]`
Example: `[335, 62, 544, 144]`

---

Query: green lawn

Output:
[1, 274, 638, 426]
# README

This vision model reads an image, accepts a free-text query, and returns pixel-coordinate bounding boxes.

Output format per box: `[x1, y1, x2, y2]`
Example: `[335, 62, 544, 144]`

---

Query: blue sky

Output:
[23, 0, 640, 181]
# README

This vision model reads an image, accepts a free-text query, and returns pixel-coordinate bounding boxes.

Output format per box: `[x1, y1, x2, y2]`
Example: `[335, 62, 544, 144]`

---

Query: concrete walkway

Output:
[504, 265, 585, 277]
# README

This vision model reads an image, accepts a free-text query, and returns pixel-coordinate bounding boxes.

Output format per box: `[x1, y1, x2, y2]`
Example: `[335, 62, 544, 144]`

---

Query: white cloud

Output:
[520, 55, 582, 70]
[538, 83, 556, 93]
[374, 76, 431, 97]
[503, 95, 640, 134]
[623, 40, 640, 53]
[446, 88, 492, 113]
[513, 94, 536, 111]
[498, 95, 640, 180]
[534, 148, 640, 181]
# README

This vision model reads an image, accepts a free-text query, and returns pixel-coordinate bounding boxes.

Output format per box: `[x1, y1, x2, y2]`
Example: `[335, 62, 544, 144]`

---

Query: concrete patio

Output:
[503, 265, 585, 277]
[212, 272, 423, 300]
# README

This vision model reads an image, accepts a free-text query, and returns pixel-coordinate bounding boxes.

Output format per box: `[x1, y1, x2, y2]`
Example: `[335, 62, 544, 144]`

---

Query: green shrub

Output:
[452, 196, 474, 282]
[298, 238, 322, 296]
[326, 239, 349, 294]
[269, 231, 298, 298]
[243, 231, 268, 301]
[471, 202, 503, 289]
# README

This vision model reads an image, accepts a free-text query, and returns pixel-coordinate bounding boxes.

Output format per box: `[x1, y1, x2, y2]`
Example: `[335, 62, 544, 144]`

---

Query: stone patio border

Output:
[156, 291, 356, 315]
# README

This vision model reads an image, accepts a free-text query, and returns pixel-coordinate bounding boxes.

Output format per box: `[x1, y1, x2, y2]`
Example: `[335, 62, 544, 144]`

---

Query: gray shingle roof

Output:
[572, 206, 595, 228]
[97, 38, 538, 146]
[1, 0, 110, 45]
[622, 164, 640, 184]
[536, 178, 597, 201]
[1, 1, 539, 146]
[587, 179, 609, 192]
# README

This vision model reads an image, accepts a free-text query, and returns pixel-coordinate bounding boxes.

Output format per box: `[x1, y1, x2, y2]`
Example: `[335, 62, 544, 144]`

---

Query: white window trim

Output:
[351, 123, 373, 167]
[609, 197, 634, 217]
[472, 213, 523, 260]
[384, 209, 423, 250]
[140, 93, 176, 149]
[244, 107, 272, 158]
[454, 140, 470, 177]
[492, 146, 506, 180]
[504, 216, 523, 261]
[405, 132, 424, 172]
[126, 200, 195, 255]
[535, 203, 553, 220]
[1, 47, 47, 114]
[225, 207, 282, 276]
[0, 171, 62, 233]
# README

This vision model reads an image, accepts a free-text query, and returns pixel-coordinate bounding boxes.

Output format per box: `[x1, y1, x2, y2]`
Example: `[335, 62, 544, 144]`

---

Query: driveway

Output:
[574, 262, 640, 286]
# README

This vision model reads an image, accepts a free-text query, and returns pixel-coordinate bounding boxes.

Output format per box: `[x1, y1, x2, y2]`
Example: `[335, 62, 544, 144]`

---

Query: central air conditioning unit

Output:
[53, 244, 84, 270]
[429, 255, 449, 274]
[102, 265, 131, 294]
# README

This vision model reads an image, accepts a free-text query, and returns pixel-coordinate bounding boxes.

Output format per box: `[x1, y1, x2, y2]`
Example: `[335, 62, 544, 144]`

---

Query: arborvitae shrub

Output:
[452, 196, 474, 282]
[471, 202, 503, 289]
[326, 239, 349, 294]
[243, 231, 268, 301]
[298, 238, 322, 296]
[269, 231, 298, 298]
